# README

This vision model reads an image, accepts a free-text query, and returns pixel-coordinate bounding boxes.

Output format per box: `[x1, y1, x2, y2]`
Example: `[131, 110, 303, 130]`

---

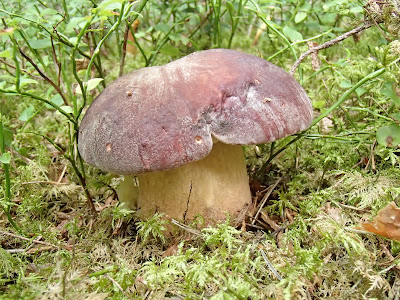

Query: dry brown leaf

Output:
[260, 210, 279, 231]
[358, 202, 400, 241]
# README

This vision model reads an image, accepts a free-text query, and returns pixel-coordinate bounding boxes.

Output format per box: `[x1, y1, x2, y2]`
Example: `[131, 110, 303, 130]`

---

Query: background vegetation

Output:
[1, 0, 400, 298]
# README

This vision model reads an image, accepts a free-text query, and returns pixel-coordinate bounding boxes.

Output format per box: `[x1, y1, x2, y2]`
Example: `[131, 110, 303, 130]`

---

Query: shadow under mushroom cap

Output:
[78, 49, 313, 175]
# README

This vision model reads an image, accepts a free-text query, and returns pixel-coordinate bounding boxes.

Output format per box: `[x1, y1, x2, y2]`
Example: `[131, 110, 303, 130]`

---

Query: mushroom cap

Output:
[78, 49, 313, 175]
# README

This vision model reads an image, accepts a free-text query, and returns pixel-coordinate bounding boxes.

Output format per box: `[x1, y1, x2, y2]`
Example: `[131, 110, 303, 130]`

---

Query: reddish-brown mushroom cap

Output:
[78, 49, 312, 175]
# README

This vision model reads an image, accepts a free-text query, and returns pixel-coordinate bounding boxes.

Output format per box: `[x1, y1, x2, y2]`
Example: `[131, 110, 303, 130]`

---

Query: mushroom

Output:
[78, 49, 313, 224]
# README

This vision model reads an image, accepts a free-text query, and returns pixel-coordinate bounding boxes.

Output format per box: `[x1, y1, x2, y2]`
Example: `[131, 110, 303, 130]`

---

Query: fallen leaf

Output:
[162, 243, 179, 258]
[260, 210, 279, 231]
[358, 202, 400, 241]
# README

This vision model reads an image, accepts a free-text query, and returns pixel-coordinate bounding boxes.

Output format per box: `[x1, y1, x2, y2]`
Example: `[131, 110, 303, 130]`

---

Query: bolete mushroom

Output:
[78, 49, 312, 224]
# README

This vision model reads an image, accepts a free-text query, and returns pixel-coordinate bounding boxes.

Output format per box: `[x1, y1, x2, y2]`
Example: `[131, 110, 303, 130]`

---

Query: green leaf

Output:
[294, 12, 307, 23]
[355, 87, 367, 97]
[0, 125, 13, 147]
[87, 78, 104, 92]
[340, 81, 366, 96]
[97, 0, 124, 11]
[283, 26, 303, 42]
[98, 10, 119, 17]
[339, 81, 352, 88]
[0, 75, 16, 83]
[20, 77, 38, 88]
[18, 106, 35, 122]
[159, 44, 179, 56]
[381, 82, 400, 106]
[0, 49, 11, 58]
[169, 33, 189, 45]
[28, 39, 52, 49]
[66, 17, 89, 33]
[392, 113, 400, 122]
[40, 8, 59, 16]
[376, 125, 400, 148]
[76, 78, 104, 94]
[59, 106, 74, 114]
[154, 24, 170, 34]
[313, 100, 326, 109]
[226, 1, 236, 15]
[45, 94, 64, 109]
[350, 6, 364, 14]
[0, 152, 11, 164]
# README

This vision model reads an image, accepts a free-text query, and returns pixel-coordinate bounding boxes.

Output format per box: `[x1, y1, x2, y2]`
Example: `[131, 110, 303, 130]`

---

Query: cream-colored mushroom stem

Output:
[131, 142, 252, 224]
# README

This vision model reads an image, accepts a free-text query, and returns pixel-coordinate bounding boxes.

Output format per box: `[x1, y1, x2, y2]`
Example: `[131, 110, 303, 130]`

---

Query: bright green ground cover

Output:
[1, 0, 400, 299]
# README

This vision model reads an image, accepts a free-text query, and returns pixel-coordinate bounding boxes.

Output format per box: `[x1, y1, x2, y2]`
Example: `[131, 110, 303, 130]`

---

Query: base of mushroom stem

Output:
[133, 142, 253, 225]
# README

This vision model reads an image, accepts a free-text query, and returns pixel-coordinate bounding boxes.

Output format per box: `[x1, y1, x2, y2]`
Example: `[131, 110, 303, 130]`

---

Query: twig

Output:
[171, 219, 201, 236]
[6, 145, 32, 164]
[188, 8, 213, 39]
[26, 245, 57, 254]
[336, 202, 368, 212]
[260, 248, 282, 281]
[4, 249, 26, 253]
[0, 230, 58, 248]
[105, 274, 130, 298]
[51, 16, 65, 89]
[18, 48, 69, 106]
[0, 58, 41, 80]
[290, 22, 374, 75]
[251, 178, 282, 225]
[365, 139, 377, 172]
[57, 165, 68, 183]
[248, 215, 273, 231]
[245, 223, 265, 230]
[119, 23, 130, 77]
[21, 181, 70, 185]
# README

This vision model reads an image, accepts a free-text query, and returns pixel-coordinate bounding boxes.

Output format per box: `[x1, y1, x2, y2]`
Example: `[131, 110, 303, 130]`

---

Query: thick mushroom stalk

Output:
[136, 142, 251, 222]
[78, 49, 313, 224]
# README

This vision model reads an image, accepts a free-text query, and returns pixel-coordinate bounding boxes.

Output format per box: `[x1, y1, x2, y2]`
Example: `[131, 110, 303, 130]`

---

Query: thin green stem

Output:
[248, 5, 302, 80]
[27, 132, 96, 214]
[146, 15, 190, 66]
[0, 118, 22, 233]
[267, 29, 332, 61]
[227, 0, 243, 49]
[10, 36, 21, 93]
[343, 106, 395, 122]
[0, 89, 76, 124]
[71, 17, 95, 119]
[310, 68, 386, 127]
[0, 9, 104, 77]
[257, 67, 386, 177]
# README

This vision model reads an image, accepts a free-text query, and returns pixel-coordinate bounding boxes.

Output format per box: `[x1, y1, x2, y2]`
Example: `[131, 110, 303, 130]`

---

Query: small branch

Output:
[51, 15, 65, 89]
[18, 48, 69, 106]
[290, 22, 374, 75]
[119, 24, 130, 77]
[171, 219, 201, 236]
[21, 181, 69, 185]
[105, 274, 130, 298]
[0, 230, 60, 249]
[251, 178, 282, 225]
[0, 58, 41, 80]
[260, 248, 282, 281]
[188, 8, 213, 39]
